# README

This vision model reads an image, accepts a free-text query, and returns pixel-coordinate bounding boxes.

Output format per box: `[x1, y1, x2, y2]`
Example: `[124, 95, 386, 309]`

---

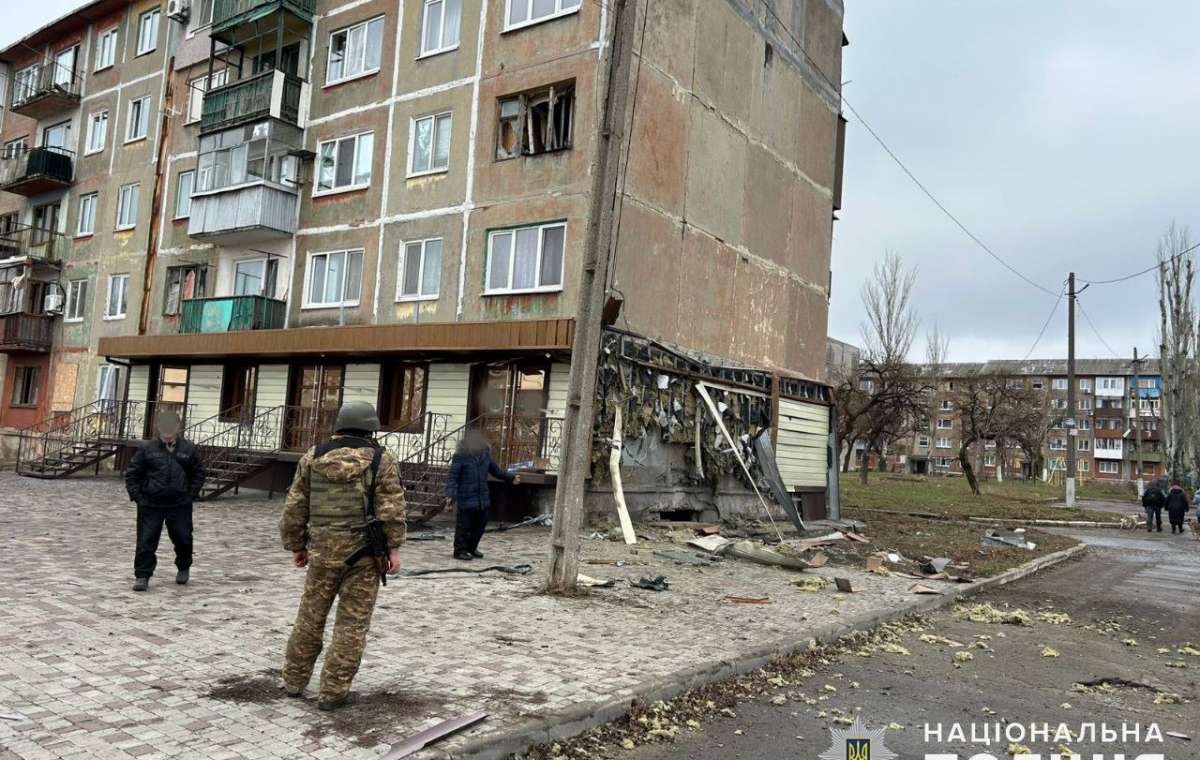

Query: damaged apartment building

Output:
[0, 0, 845, 524]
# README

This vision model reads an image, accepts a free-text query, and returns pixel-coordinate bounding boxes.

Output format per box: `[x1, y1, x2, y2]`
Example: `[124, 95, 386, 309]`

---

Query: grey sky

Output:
[5, 2, 1196, 364]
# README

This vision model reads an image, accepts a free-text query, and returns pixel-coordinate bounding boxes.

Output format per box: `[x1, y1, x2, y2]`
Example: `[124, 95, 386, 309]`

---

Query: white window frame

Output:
[1078, 459, 1091, 473]
[76, 193, 98, 237]
[125, 96, 150, 143]
[503, 0, 581, 32]
[396, 238, 442, 302]
[104, 273, 129, 319]
[916, 435, 930, 448]
[64, 278, 88, 322]
[233, 257, 278, 297]
[936, 418, 952, 429]
[1051, 378, 1068, 390]
[303, 249, 364, 309]
[418, 0, 462, 58]
[1077, 438, 1090, 451]
[935, 437, 950, 449]
[136, 9, 160, 56]
[407, 111, 452, 177]
[116, 183, 139, 230]
[1099, 461, 1119, 474]
[187, 69, 227, 124]
[314, 131, 374, 196]
[325, 16, 385, 86]
[85, 110, 108, 155]
[175, 170, 195, 219]
[1079, 378, 1093, 392]
[97, 364, 123, 402]
[484, 221, 566, 295]
[95, 27, 118, 71]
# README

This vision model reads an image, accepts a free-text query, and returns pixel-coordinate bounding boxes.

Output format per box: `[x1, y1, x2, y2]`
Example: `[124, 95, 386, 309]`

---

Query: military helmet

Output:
[334, 401, 380, 434]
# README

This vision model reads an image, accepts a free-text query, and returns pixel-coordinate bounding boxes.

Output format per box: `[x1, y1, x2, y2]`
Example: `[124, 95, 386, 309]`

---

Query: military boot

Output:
[317, 694, 350, 711]
[132, 577, 149, 592]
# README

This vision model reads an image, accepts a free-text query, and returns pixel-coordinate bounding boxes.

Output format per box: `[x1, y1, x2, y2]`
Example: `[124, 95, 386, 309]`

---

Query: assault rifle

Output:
[347, 444, 391, 585]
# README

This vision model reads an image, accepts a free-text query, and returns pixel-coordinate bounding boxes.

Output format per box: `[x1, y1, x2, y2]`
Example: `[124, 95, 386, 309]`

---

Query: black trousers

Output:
[454, 507, 488, 555]
[135, 503, 193, 578]
[1145, 505, 1162, 530]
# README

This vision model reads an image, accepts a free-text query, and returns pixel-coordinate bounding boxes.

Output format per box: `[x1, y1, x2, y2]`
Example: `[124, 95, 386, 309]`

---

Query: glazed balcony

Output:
[188, 182, 298, 244]
[179, 294, 287, 334]
[0, 224, 66, 264]
[200, 69, 304, 134]
[211, 0, 316, 39]
[0, 313, 54, 353]
[0, 147, 74, 197]
[10, 60, 81, 120]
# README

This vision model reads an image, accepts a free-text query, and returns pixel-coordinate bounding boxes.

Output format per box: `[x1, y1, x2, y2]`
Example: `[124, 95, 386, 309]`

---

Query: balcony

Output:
[10, 61, 81, 120]
[0, 147, 74, 197]
[0, 224, 66, 264]
[200, 70, 304, 134]
[211, 0, 316, 39]
[0, 313, 54, 353]
[188, 182, 298, 244]
[179, 295, 287, 334]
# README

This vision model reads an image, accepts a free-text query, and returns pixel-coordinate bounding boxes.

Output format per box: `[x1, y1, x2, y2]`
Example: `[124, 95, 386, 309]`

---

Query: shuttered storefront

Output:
[776, 398, 829, 491]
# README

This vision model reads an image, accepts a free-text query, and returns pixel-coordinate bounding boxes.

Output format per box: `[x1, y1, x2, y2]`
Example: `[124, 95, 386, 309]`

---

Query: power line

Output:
[1021, 284, 1066, 361]
[1075, 296, 1120, 358]
[1078, 240, 1200, 285]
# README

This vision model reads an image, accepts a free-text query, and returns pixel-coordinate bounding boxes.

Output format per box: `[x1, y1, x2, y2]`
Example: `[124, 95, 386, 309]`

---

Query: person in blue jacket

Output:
[444, 428, 518, 560]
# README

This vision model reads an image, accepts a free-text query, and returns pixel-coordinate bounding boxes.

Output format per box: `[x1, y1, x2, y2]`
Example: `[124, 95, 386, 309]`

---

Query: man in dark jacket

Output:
[444, 428, 517, 561]
[1142, 482, 1165, 533]
[1165, 481, 1190, 534]
[124, 409, 206, 591]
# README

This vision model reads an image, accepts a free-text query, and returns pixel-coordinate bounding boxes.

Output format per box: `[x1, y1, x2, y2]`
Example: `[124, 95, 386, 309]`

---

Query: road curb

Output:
[442, 542, 1088, 760]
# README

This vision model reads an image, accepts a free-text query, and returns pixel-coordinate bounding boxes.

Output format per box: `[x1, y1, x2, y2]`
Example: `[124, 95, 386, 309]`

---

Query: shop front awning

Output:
[98, 318, 575, 362]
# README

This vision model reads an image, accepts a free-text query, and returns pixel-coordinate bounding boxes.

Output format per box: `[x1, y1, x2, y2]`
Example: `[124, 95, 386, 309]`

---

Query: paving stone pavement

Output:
[0, 472, 932, 759]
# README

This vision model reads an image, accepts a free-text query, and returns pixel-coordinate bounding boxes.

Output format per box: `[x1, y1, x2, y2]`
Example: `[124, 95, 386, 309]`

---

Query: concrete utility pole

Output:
[1132, 347, 1144, 497]
[1066, 272, 1082, 508]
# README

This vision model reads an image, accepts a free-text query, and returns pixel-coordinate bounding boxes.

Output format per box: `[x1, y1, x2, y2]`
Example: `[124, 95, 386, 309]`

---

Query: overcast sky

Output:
[6, 2, 1198, 363]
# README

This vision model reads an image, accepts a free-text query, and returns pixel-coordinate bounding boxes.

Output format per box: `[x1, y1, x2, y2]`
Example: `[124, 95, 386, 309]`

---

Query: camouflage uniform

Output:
[279, 436, 406, 702]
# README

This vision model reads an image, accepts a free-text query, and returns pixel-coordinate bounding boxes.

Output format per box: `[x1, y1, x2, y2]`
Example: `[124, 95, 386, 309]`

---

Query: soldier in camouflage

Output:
[279, 401, 406, 711]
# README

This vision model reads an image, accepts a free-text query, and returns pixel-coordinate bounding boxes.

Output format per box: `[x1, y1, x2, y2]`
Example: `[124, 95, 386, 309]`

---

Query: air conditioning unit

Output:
[167, 0, 191, 23]
[43, 290, 64, 315]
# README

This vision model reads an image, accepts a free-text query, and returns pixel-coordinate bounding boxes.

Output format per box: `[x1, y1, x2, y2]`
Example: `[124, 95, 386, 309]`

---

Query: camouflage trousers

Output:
[282, 557, 380, 701]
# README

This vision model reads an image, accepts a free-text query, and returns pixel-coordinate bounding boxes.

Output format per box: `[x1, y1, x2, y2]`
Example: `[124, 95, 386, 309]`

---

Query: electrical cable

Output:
[1078, 240, 1200, 285]
[1075, 296, 1120, 359]
[1021, 284, 1066, 361]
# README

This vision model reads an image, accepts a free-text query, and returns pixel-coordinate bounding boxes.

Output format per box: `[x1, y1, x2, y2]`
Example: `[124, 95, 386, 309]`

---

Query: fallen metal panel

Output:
[752, 429, 807, 533]
[380, 711, 489, 759]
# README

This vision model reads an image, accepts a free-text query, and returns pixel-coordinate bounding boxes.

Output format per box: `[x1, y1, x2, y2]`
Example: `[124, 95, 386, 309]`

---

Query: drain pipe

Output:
[138, 57, 174, 335]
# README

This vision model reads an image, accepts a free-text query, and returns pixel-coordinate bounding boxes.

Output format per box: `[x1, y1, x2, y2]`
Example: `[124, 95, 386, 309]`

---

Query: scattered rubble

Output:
[953, 603, 1032, 626]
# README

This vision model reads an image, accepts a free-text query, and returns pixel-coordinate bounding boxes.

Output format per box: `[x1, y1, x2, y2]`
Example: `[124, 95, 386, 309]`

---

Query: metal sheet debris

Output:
[752, 429, 808, 533]
[380, 710, 489, 759]
[632, 575, 670, 592]
[726, 540, 812, 571]
[688, 535, 735, 554]
[654, 550, 717, 566]
[402, 564, 533, 578]
[486, 514, 552, 532]
[576, 574, 616, 588]
[909, 583, 941, 595]
[807, 552, 830, 568]
[834, 577, 855, 593]
[982, 529, 1036, 550]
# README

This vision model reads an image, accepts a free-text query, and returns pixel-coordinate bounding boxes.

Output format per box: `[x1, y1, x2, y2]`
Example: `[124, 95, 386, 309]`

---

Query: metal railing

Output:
[200, 69, 303, 132]
[0, 313, 54, 352]
[0, 223, 66, 263]
[11, 59, 82, 111]
[191, 404, 285, 460]
[179, 294, 286, 333]
[377, 413, 452, 462]
[212, 0, 317, 30]
[477, 413, 565, 470]
[0, 146, 74, 189]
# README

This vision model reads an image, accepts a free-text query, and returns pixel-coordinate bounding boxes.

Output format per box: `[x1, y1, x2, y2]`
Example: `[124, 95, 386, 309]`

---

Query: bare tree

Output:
[952, 372, 1033, 495]
[1006, 387, 1061, 479]
[919, 324, 951, 473]
[1157, 222, 1198, 481]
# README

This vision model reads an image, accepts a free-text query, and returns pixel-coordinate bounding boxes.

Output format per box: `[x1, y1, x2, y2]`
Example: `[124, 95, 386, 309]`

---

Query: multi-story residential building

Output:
[875, 359, 1162, 484]
[0, 0, 846, 522]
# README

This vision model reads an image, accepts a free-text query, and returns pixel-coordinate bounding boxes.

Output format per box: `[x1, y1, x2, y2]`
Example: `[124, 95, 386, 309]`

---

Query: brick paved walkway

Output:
[0, 473, 928, 759]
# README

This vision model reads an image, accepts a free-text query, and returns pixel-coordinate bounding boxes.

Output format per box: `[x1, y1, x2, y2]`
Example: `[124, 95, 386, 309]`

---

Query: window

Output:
[983, 454, 996, 467]
[116, 183, 140, 229]
[32, 203, 60, 239]
[1031, 380, 1044, 390]
[175, 171, 195, 218]
[97, 364, 122, 402]
[397, 238, 442, 300]
[126, 96, 150, 142]
[485, 221, 565, 293]
[188, 0, 216, 32]
[859, 378, 874, 393]
[379, 363, 428, 431]
[137, 9, 160, 56]
[1098, 377, 1122, 392]
[95, 27, 118, 70]
[187, 69, 227, 123]
[1078, 460, 1091, 473]
[316, 132, 374, 194]
[936, 418, 952, 429]
[1051, 378, 1067, 390]
[1080, 378, 1092, 392]
[64, 279, 87, 321]
[105, 274, 129, 318]
[939, 399, 953, 410]
[1080, 398, 1093, 410]
[305, 249, 363, 307]
[1051, 398, 1066, 410]
[196, 121, 301, 193]
[420, 0, 461, 56]
[505, 0, 580, 31]
[54, 46, 78, 91]
[935, 437, 950, 449]
[408, 112, 451, 176]
[1079, 418, 1091, 431]
[3, 138, 27, 160]
[1050, 438, 1067, 451]
[1007, 378, 1025, 389]
[10, 366, 40, 407]
[496, 83, 574, 159]
[86, 111, 108, 154]
[326, 16, 384, 84]
[1078, 438, 1090, 451]
[158, 367, 189, 406]
[1099, 461, 1119, 474]
[76, 193, 97, 236]
[935, 457, 950, 468]
[220, 364, 257, 420]
[12, 65, 37, 106]
[233, 258, 278, 296]
[917, 435, 930, 448]
[1096, 438, 1121, 452]
[163, 265, 208, 316]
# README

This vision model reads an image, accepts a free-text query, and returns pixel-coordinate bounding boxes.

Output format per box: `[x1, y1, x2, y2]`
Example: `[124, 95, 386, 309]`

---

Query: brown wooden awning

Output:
[99, 318, 575, 361]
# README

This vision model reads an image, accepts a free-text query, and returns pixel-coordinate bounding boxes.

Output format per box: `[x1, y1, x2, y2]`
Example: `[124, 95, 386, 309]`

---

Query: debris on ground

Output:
[654, 549, 717, 566]
[632, 575, 670, 592]
[909, 583, 941, 595]
[1166, 731, 1191, 741]
[808, 552, 830, 568]
[919, 634, 963, 648]
[576, 574, 616, 589]
[865, 557, 890, 575]
[953, 603, 1033, 626]
[1154, 693, 1186, 705]
[878, 642, 910, 656]
[834, 578, 855, 593]
[1123, 638, 1139, 647]
[1179, 644, 1200, 656]
[722, 596, 771, 605]
[920, 557, 952, 574]
[983, 528, 1036, 550]
[726, 540, 813, 571]
[954, 651, 975, 664]
[1036, 611, 1072, 625]
[770, 695, 788, 706]
[1007, 742, 1032, 756]
[689, 535, 734, 554]
[402, 564, 533, 578]
[1041, 646, 1060, 658]
[380, 710, 488, 759]
[793, 576, 831, 592]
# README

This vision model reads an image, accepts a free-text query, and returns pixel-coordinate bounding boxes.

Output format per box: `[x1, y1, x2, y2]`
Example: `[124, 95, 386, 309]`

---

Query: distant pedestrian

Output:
[444, 428, 518, 561]
[124, 408, 206, 591]
[1142, 483, 1165, 533]
[1165, 481, 1190, 534]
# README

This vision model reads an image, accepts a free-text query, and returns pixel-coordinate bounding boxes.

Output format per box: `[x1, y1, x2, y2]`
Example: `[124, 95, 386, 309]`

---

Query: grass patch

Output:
[842, 473, 1124, 523]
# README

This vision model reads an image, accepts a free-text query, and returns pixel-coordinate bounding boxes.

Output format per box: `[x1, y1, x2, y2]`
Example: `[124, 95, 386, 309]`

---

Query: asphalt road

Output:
[625, 528, 1200, 760]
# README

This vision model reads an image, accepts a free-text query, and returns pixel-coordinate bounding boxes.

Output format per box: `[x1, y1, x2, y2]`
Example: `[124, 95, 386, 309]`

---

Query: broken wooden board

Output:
[909, 583, 941, 595]
[381, 711, 489, 759]
[843, 531, 871, 543]
[807, 552, 829, 568]
[834, 577, 854, 593]
[722, 595, 771, 605]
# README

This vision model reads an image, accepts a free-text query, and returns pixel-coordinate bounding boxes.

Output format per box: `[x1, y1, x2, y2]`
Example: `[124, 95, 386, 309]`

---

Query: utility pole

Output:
[1132, 347, 1144, 497]
[1066, 272, 1077, 507]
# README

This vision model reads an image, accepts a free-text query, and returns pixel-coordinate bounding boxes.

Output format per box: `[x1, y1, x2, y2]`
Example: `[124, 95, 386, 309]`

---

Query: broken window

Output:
[163, 265, 208, 316]
[495, 83, 574, 160]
